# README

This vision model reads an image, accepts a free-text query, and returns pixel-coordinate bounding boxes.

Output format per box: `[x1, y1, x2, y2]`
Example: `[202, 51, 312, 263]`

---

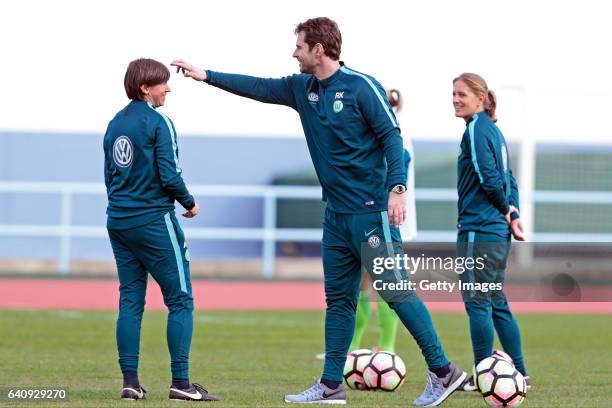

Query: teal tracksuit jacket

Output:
[205, 62, 406, 213]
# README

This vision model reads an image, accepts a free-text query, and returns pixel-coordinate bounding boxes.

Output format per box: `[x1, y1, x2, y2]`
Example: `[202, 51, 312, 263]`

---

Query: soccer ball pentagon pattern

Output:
[343, 349, 374, 390]
[476, 357, 527, 407]
[362, 351, 406, 391]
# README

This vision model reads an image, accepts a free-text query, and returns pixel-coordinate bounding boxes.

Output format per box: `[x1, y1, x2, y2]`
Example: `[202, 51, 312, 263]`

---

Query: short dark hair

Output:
[124, 58, 170, 100]
[295, 17, 342, 61]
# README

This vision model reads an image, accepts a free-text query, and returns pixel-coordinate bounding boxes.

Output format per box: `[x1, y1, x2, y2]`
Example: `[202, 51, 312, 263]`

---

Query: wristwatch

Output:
[390, 184, 407, 194]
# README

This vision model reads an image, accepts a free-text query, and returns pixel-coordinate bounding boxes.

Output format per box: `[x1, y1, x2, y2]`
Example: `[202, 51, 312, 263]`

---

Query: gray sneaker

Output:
[413, 362, 466, 407]
[284, 379, 346, 405]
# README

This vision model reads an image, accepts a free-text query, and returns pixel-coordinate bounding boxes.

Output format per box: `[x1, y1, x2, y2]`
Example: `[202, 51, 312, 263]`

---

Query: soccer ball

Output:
[476, 357, 527, 407]
[491, 349, 514, 366]
[362, 351, 406, 391]
[343, 349, 374, 390]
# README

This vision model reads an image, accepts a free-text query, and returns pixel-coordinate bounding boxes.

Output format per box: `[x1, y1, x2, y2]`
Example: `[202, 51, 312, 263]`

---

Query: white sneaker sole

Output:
[425, 371, 467, 407]
[461, 378, 478, 392]
[284, 398, 346, 405]
[169, 396, 219, 402]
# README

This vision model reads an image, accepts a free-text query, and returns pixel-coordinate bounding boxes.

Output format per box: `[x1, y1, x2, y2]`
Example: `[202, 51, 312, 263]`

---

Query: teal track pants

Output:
[108, 211, 193, 380]
[457, 230, 527, 374]
[321, 208, 448, 382]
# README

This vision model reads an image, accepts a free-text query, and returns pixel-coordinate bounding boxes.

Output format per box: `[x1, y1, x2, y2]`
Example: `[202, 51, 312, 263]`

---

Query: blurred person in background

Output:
[104, 58, 218, 402]
[172, 17, 466, 406]
[452, 72, 531, 392]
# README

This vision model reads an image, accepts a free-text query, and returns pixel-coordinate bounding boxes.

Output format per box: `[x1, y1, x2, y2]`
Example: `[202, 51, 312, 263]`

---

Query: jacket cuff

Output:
[182, 196, 196, 211]
[203, 70, 212, 84]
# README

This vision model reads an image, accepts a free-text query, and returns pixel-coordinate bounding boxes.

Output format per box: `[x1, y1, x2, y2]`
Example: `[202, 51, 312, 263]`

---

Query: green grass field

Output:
[1, 310, 611, 407]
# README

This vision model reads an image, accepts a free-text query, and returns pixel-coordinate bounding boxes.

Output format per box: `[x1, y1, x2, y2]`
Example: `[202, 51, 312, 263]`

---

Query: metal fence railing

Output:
[1, 181, 612, 277]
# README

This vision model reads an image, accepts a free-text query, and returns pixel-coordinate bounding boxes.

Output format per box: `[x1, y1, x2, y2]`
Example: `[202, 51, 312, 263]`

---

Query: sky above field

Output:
[2, 0, 611, 142]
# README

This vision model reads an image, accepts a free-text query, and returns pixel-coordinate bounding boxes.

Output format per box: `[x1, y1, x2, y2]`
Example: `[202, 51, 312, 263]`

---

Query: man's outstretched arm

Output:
[171, 59, 297, 109]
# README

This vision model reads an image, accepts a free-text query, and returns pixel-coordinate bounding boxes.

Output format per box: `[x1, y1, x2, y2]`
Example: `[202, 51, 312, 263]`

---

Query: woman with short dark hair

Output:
[104, 58, 218, 402]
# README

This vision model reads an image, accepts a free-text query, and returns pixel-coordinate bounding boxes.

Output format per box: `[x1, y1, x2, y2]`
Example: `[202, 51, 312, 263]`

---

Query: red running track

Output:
[1, 279, 611, 314]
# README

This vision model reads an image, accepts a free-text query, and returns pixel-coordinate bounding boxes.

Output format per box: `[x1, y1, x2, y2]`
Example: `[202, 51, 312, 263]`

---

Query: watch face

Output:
[393, 185, 406, 194]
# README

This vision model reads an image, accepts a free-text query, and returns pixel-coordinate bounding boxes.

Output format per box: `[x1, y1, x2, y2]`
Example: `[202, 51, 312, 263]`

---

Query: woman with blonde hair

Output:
[452, 73, 531, 391]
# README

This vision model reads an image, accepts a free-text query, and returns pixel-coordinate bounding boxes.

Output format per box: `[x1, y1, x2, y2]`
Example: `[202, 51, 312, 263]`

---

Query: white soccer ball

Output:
[362, 351, 406, 391]
[343, 349, 374, 390]
[476, 357, 527, 407]
[491, 349, 514, 366]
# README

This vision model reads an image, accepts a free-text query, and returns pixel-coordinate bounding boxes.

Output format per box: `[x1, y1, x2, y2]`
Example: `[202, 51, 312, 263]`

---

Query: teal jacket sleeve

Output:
[470, 123, 509, 215]
[509, 169, 520, 210]
[206, 71, 297, 109]
[388, 148, 411, 189]
[358, 81, 406, 188]
[154, 117, 195, 210]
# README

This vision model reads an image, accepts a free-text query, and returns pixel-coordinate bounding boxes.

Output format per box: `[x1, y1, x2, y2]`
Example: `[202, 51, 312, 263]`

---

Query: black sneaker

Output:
[121, 386, 146, 400]
[169, 383, 220, 401]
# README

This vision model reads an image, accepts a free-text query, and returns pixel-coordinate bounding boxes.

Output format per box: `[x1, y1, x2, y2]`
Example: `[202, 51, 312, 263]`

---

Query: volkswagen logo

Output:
[308, 92, 319, 102]
[113, 136, 133, 168]
[368, 235, 381, 249]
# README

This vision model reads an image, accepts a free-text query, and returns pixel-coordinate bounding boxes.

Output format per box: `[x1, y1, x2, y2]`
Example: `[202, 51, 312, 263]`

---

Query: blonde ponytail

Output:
[485, 89, 497, 122]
